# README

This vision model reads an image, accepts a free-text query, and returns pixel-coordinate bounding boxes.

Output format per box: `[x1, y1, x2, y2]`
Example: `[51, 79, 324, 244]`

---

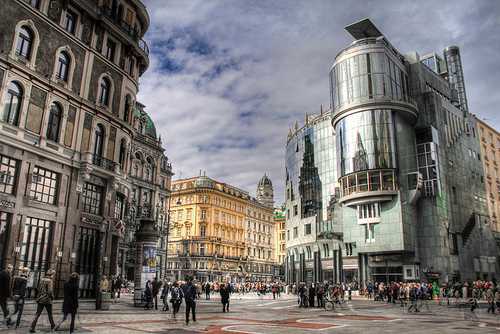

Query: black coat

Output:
[182, 283, 197, 302]
[0, 270, 11, 300]
[12, 276, 27, 298]
[62, 280, 79, 314]
[220, 287, 230, 303]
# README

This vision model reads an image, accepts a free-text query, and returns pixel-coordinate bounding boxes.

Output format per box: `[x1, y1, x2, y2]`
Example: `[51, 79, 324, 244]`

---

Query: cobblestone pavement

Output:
[1, 294, 500, 333]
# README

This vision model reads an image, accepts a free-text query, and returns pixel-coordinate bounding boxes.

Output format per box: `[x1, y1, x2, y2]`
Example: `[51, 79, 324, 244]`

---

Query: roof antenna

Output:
[320, 104, 323, 115]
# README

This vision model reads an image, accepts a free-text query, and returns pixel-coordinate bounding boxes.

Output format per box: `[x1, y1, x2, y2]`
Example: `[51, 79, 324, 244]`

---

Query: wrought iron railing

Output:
[92, 154, 117, 172]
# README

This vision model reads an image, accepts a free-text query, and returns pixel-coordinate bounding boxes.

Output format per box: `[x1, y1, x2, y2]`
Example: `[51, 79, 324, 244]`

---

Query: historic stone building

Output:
[475, 117, 500, 239]
[168, 174, 277, 282]
[0, 0, 172, 298]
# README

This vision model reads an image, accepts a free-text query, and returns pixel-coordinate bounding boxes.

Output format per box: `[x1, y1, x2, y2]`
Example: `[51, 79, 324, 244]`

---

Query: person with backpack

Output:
[182, 277, 197, 325]
[30, 269, 56, 333]
[220, 283, 230, 312]
[170, 281, 183, 318]
[11, 266, 29, 328]
[54, 273, 79, 333]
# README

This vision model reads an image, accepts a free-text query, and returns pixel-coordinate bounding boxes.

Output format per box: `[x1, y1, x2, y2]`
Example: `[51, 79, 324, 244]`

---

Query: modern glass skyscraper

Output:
[285, 18, 499, 287]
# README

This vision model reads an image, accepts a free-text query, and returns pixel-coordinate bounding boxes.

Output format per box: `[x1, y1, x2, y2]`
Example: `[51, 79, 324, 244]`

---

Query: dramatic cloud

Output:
[139, 0, 500, 204]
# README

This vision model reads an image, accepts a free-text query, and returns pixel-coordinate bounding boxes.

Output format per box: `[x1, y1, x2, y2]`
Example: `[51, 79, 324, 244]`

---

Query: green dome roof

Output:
[144, 113, 157, 139]
[134, 103, 157, 139]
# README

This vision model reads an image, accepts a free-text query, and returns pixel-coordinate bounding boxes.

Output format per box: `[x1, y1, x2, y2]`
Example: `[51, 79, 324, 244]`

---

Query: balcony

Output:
[339, 169, 398, 205]
[92, 154, 118, 172]
[99, 6, 150, 57]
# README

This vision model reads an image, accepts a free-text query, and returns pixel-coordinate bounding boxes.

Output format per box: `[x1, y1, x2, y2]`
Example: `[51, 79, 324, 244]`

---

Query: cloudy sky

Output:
[139, 0, 500, 204]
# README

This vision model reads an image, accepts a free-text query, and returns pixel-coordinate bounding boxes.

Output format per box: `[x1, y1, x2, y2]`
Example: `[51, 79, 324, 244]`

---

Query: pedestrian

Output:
[152, 277, 163, 310]
[30, 269, 56, 333]
[161, 281, 170, 311]
[116, 275, 123, 299]
[182, 276, 197, 325]
[54, 272, 79, 333]
[317, 284, 324, 307]
[205, 282, 211, 300]
[309, 283, 316, 307]
[220, 283, 230, 312]
[495, 286, 500, 313]
[486, 286, 495, 314]
[144, 280, 153, 310]
[0, 264, 13, 327]
[11, 266, 29, 328]
[170, 281, 183, 319]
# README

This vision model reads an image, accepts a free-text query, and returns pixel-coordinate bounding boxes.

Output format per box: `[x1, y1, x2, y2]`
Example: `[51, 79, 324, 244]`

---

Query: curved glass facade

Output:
[330, 51, 410, 110]
[285, 115, 336, 224]
[336, 109, 395, 176]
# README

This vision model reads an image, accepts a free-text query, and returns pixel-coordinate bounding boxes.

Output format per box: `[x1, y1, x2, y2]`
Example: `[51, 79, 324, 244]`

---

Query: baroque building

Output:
[168, 174, 277, 282]
[475, 117, 500, 239]
[285, 18, 499, 286]
[0, 0, 172, 298]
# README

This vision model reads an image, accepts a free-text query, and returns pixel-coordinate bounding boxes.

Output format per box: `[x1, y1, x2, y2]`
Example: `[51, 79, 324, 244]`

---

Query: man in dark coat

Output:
[182, 277, 197, 325]
[0, 264, 13, 326]
[11, 266, 29, 328]
[152, 277, 163, 310]
[55, 273, 79, 333]
[220, 283, 230, 312]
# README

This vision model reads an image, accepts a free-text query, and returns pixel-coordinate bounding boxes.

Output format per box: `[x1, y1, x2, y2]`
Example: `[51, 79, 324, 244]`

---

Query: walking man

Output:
[152, 277, 163, 310]
[205, 282, 211, 300]
[0, 264, 13, 326]
[220, 283, 230, 312]
[11, 267, 29, 328]
[182, 277, 197, 325]
[54, 273, 79, 333]
[30, 269, 56, 333]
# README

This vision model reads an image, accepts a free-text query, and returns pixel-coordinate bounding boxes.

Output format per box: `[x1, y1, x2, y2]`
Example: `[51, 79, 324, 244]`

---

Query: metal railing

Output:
[92, 154, 117, 172]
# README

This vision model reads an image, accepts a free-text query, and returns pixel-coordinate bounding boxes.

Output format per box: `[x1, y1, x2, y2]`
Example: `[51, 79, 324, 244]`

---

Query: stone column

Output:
[133, 217, 159, 306]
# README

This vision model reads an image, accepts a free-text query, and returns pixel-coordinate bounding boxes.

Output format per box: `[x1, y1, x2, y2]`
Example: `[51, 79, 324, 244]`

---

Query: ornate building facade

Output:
[168, 174, 277, 282]
[475, 117, 500, 238]
[0, 0, 172, 298]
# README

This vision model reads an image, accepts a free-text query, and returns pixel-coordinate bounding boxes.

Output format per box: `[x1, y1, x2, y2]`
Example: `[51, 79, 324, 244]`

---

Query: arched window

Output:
[99, 77, 111, 106]
[16, 26, 34, 59]
[46, 102, 62, 142]
[118, 139, 126, 169]
[56, 51, 70, 81]
[2, 82, 23, 126]
[93, 124, 105, 157]
[124, 95, 131, 122]
[145, 157, 154, 182]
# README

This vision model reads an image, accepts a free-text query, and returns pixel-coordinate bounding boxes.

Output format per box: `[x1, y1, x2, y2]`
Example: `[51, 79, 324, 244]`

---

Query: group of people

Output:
[142, 276, 232, 324]
[294, 282, 351, 308]
[0, 265, 79, 333]
[362, 280, 500, 314]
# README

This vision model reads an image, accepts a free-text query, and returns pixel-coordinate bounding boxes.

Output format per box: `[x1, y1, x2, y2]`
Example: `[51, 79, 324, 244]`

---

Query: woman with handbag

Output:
[30, 269, 56, 333]
[11, 267, 29, 328]
[170, 281, 183, 319]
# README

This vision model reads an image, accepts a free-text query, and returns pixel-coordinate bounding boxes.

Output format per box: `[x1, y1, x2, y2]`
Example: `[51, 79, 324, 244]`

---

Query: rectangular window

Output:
[287, 230, 290, 241]
[293, 226, 298, 238]
[64, 10, 77, 34]
[30, 166, 58, 204]
[305, 223, 311, 235]
[200, 225, 206, 237]
[201, 209, 207, 220]
[365, 224, 375, 243]
[20, 217, 53, 297]
[0, 155, 18, 194]
[293, 205, 298, 216]
[105, 39, 116, 61]
[114, 193, 125, 219]
[200, 243, 205, 256]
[82, 182, 103, 215]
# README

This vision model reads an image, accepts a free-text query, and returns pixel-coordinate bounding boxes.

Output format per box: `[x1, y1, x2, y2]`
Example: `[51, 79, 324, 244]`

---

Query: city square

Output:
[0, 0, 499, 333]
[0, 292, 499, 333]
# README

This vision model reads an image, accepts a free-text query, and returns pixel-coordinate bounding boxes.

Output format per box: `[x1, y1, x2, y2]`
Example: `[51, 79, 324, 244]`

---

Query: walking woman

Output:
[30, 269, 56, 333]
[220, 283, 230, 312]
[55, 273, 79, 333]
[11, 267, 29, 328]
[170, 281, 183, 319]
